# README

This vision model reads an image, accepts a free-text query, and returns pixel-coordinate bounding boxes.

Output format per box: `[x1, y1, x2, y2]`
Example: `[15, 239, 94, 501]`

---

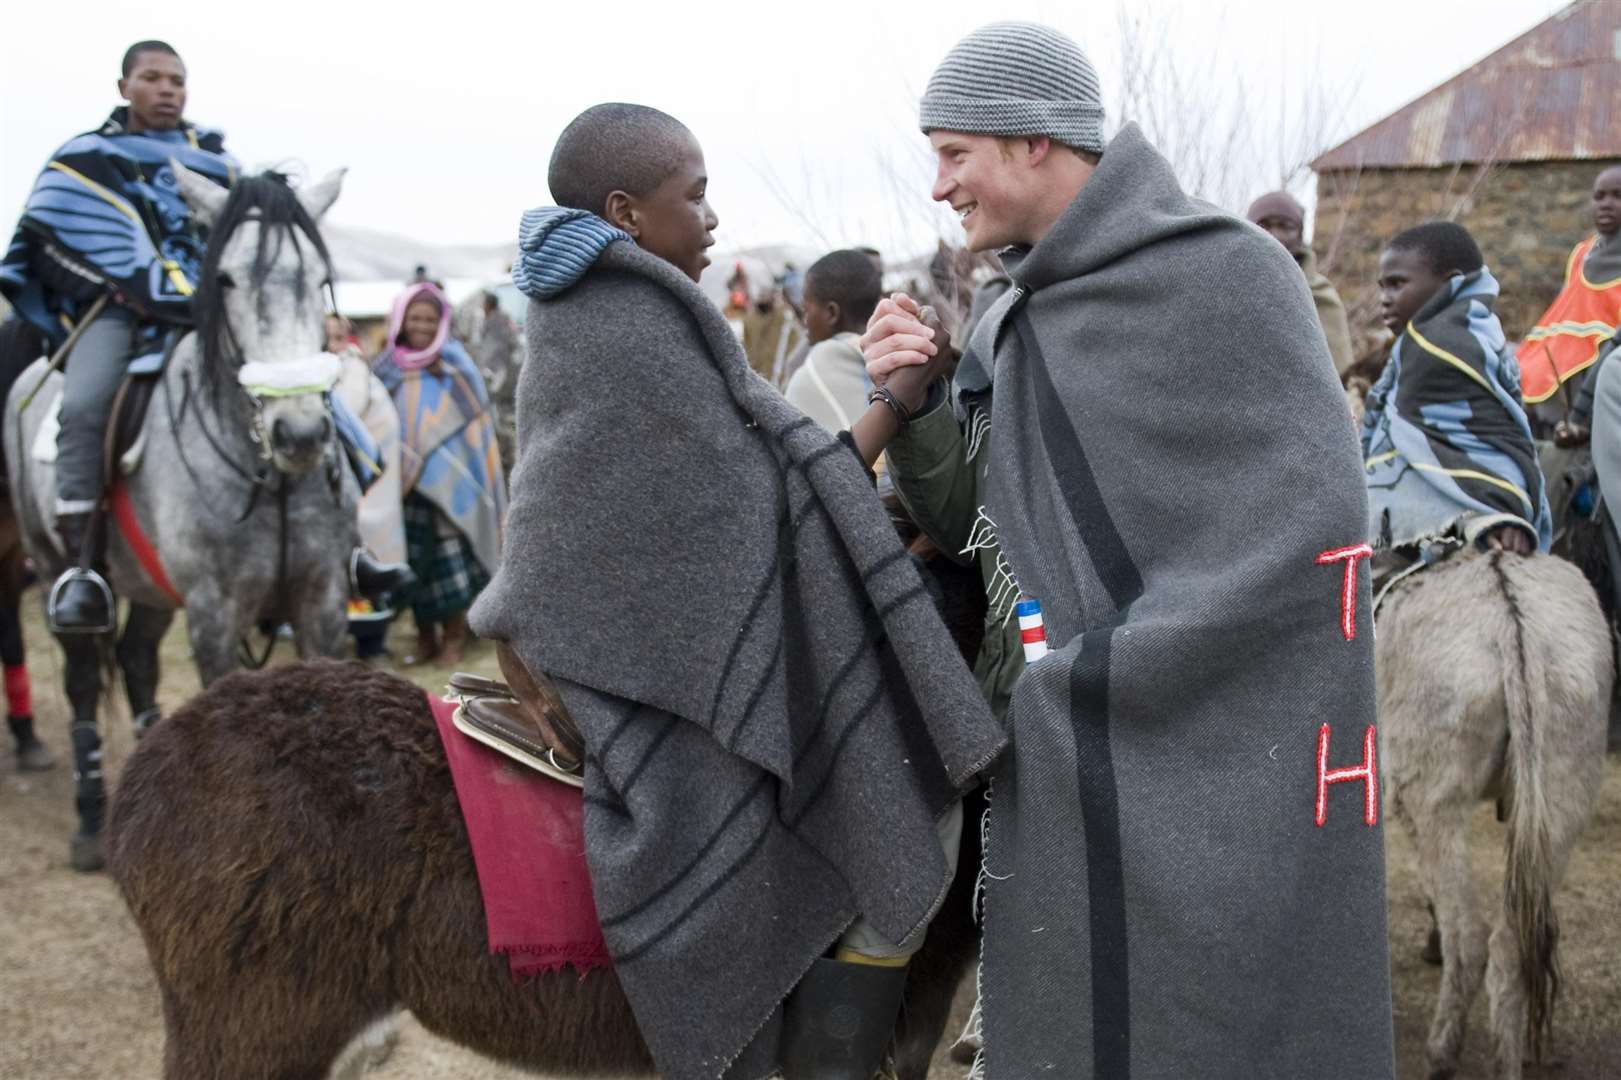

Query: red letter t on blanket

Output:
[1315, 543, 1373, 641]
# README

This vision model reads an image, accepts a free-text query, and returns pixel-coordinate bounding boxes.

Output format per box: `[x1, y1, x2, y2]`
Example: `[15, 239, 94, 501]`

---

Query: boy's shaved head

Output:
[807, 249, 883, 324]
[1387, 221, 1484, 276]
[549, 103, 696, 215]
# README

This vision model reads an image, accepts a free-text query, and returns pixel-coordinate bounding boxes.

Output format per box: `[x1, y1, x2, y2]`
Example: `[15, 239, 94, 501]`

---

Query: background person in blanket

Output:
[1246, 189, 1355, 375]
[373, 284, 506, 667]
[854, 21, 1393, 1079]
[784, 249, 883, 438]
[471, 102, 1004, 1080]
[1363, 221, 1548, 558]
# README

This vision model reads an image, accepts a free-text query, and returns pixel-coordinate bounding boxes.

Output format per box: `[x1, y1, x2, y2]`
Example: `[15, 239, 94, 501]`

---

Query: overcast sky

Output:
[0, 0, 1567, 263]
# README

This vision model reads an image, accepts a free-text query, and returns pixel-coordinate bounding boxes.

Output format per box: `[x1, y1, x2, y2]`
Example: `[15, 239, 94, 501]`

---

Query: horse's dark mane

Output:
[194, 172, 333, 405]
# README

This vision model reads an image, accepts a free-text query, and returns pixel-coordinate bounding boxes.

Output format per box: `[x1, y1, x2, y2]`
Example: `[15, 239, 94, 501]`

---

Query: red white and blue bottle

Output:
[1016, 598, 1049, 663]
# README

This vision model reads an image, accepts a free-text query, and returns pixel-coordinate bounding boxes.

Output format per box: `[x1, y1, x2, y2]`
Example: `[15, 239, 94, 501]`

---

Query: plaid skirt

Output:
[403, 491, 491, 624]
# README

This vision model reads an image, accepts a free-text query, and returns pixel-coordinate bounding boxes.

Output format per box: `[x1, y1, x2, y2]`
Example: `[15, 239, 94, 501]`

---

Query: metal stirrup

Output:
[46, 568, 116, 635]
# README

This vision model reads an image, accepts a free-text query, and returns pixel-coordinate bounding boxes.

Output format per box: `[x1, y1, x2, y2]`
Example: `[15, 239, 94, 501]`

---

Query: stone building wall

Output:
[1312, 159, 1616, 361]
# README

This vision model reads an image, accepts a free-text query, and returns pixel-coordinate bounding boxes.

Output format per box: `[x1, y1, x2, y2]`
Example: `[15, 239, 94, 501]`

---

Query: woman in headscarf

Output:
[374, 284, 506, 665]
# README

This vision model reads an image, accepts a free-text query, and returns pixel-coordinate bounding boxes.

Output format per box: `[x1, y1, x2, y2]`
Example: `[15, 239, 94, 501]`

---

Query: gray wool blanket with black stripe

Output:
[958, 124, 1395, 1078]
[469, 211, 1005, 1080]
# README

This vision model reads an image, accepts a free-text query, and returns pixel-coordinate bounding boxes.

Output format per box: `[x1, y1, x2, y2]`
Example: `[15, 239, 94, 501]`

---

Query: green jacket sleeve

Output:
[886, 392, 979, 564]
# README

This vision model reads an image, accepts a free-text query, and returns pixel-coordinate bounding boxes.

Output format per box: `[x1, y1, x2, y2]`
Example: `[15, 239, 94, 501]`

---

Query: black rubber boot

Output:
[48, 512, 113, 634]
[351, 548, 416, 605]
[780, 958, 907, 1080]
[69, 720, 105, 872]
[8, 713, 54, 772]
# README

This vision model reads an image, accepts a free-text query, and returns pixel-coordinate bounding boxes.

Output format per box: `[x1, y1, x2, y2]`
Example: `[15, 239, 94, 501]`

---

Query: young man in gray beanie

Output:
[851, 20, 1396, 1080]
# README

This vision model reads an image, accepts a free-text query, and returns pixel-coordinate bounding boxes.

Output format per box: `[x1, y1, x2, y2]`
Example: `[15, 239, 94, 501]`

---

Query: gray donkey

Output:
[4, 164, 358, 871]
[1378, 548, 1611, 1079]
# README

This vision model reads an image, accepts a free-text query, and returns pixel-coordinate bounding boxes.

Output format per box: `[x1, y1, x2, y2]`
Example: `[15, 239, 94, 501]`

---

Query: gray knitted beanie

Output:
[919, 21, 1106, 154]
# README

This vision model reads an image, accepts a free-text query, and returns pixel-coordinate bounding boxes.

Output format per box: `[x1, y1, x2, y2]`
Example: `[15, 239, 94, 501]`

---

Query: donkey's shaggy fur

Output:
[1379, 550, 1611, 1080]
[107, 659, 982, 1079]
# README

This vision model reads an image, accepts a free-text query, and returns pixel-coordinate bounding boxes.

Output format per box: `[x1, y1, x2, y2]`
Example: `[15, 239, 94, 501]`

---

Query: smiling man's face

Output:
[929, 131, 1041, 252]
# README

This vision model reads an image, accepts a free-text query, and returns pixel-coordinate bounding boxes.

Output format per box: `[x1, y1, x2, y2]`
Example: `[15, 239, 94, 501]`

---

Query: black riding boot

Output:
[48, 511, 113, 634]
[779, 958, 908, 1080]
[350, 548, 416, 606]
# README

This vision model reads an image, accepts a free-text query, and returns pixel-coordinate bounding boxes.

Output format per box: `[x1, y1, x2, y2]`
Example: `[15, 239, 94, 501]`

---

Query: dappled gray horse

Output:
[4, 164, 358, 871]
[1378, 548, 1610, 1080]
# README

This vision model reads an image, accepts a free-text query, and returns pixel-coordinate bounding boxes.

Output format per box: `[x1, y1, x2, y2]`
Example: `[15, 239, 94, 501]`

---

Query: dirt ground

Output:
[1, 602, 1618, 1079]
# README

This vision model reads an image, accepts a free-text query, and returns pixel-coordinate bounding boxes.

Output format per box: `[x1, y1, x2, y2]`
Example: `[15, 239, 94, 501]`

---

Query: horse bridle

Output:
[236, 352, 344, 467]
[210, 210, 344, 472]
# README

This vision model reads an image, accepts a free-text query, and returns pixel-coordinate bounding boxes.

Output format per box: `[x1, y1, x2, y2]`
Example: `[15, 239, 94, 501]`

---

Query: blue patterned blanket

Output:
[1362, 267, 1550, 549]
[374, 339, 505, 576]
[0, 108, 236, 345]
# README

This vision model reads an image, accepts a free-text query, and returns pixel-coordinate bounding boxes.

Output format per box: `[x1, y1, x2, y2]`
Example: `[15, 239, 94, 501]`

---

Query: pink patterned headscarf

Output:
[387, 281, 451, 370]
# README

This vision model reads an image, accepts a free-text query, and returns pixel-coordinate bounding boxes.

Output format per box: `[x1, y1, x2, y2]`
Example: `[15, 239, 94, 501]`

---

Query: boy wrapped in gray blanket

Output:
[469, 103, 1004, 1080]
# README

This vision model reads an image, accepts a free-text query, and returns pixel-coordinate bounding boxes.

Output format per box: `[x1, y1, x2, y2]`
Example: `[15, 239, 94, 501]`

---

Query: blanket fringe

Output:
[962, 507, 999, 558]
[497, 942, 612, 979]
[964, 406, 992, 463]
[962, 507, 1025, 628]
[966, 777, 997, 1080]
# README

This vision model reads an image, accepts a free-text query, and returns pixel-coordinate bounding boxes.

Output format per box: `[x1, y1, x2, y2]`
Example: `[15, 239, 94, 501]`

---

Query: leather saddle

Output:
[446, 642, 586, 788]
[102, 350, 166, 480]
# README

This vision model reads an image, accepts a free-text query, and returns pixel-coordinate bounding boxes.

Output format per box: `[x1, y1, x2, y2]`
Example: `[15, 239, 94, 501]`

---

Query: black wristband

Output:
[868, 385, 912, 426]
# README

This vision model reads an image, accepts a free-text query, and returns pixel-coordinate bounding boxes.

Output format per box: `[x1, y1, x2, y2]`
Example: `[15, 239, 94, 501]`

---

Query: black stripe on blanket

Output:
[608, 585, 929, 961]
[591, 699, 651, 769]
[599, 773, 773, 934]
[708, 489, 794, 734]
[786, 674, 890, 830]
[729, 634, 785, 752]
[1073, 623, 1131, 1078]
[1015, 314, 1144, 610]
[618, 714, 681, 793]
[1011, 311, 1142, 1075]
[720, 495, 920, 753]
[614, 803, 777, 964]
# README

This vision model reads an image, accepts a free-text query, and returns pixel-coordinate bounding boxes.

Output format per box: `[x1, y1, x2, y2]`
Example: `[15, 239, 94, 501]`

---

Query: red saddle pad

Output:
[427, 692, 611, 977]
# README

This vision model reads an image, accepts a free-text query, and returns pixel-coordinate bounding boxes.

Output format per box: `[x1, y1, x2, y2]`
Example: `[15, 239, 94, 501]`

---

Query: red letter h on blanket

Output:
[1315, 724, 1378, 827]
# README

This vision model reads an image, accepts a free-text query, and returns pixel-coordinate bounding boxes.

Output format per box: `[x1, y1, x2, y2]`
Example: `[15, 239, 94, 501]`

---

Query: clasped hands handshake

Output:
[859, 293, 956, 416]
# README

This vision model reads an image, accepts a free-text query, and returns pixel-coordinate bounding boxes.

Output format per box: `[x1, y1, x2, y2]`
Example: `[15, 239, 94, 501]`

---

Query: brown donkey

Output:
[106, 656, 983, 1080]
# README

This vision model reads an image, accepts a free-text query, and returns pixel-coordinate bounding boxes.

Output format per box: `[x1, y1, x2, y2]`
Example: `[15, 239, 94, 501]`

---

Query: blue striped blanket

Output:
[1362, 267, 1550, 549]
[0, 108, 236, 344]
[374, 339, 505, 576]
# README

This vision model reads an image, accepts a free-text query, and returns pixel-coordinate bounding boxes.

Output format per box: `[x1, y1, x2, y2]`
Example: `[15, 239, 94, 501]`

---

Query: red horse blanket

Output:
[427, 692, 610, 977]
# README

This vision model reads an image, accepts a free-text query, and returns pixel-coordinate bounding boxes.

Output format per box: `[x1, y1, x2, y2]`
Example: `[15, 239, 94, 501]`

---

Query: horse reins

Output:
[161, 341, 341, 668]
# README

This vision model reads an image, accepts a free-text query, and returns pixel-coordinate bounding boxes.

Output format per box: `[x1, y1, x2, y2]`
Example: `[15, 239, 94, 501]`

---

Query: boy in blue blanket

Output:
[1363, 222, 1550, 558]
[1, 40, 408, 630]
[0, 41, 232, 628]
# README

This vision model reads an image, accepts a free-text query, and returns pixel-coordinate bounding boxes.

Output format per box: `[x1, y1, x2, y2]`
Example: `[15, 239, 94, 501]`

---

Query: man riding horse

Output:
[0, 39, 410, 632]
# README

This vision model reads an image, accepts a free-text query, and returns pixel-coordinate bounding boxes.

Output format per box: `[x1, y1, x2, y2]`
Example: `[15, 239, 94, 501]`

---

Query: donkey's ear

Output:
[170, 158, 228, 226]
[299, 168, 346, 222]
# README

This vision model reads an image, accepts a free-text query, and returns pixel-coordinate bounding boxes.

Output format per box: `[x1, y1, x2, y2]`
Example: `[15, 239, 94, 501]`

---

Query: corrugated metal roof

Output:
[1313, 0, 1621, 172]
